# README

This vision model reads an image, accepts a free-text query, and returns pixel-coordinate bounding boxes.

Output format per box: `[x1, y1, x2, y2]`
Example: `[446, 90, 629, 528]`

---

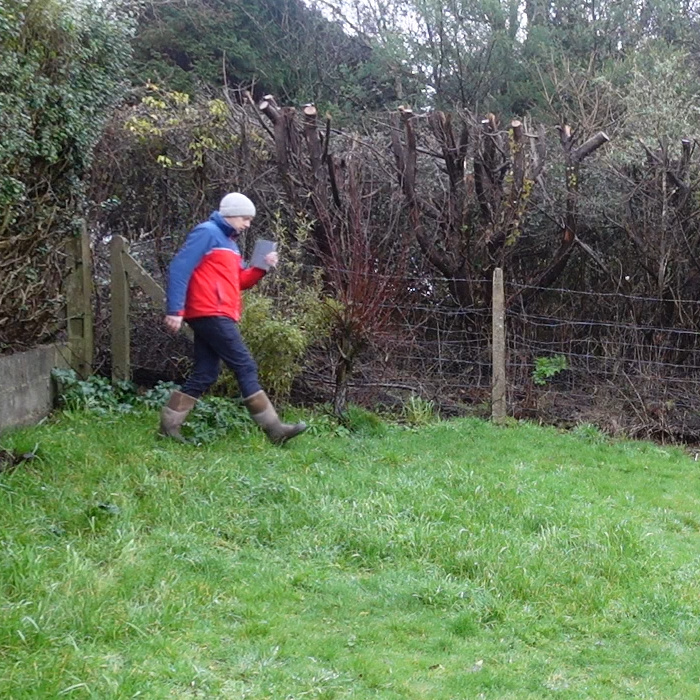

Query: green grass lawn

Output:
[2, 409, 700, 698]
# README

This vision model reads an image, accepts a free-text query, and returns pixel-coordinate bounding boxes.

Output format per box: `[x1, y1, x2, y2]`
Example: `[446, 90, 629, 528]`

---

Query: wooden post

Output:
[65, 223, 94, 378]
[491, 267, 506, 423]
[110, 235, 130, 382]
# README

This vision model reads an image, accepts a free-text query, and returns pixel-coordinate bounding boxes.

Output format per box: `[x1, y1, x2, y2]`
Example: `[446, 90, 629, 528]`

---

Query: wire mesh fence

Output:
[306, 268, 700, 441]
[106, 244, 700, 442]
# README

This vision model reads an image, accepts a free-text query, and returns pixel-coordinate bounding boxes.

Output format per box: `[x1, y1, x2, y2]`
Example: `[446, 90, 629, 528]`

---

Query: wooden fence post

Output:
[65, 223, 94, 378]
[109, 234, 194, 383]
[492, 267, 507, 423]
[110, 235, 130, 382]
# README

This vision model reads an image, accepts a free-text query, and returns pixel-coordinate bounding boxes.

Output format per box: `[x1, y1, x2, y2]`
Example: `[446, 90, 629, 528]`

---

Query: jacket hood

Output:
[210, 211, 238, 238]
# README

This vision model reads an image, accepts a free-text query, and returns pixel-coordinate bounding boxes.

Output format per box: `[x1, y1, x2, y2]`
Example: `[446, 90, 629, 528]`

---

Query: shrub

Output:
[213, 291, 332, 401]
[401, 394, 437, 427]
[213, 210, 335, 402]
[0, 0, 133, 352]
[342, 404, 387, 437]
[532, 355, 569, 386]
[183, 396, 252, 444]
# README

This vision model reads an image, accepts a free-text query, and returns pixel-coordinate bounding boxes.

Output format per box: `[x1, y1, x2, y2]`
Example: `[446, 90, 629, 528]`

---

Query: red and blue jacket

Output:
[166, 211, 265, 322]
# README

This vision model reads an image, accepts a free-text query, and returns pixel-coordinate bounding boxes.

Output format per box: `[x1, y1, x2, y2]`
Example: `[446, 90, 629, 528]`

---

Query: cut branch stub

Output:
[531, 123, 546, 181]
[258, 97, 280, 125]
[389, 113, 406, 188]
[429, 111, 464, 189]
[327, 154, 342, 208]
[514, 126, 611, 306]
[302, 103, 324, 186]
[474, 114, 506, 223]
[390, 107, 418, 206]
[322, 113, 332, 164]
[510, 119, 525, 187]
[389, 107, 458, 282]
[399, 107, 417, 206]
[573, 131, 610, 162]
[480, 113, 501, 180]
[559, 124, 574, 152]
[484, 119, 529, 259]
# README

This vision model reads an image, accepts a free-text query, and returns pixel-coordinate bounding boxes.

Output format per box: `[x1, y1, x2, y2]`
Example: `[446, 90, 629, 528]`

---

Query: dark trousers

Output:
[181, 316, 261, 399]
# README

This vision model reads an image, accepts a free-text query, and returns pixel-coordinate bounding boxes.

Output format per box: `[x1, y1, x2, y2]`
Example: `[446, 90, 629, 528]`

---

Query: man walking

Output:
[160, 192, 306, 444]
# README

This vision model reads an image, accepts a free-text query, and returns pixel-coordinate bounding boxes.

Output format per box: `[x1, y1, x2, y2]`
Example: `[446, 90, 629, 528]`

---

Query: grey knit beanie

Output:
[219, 192, 256, 218]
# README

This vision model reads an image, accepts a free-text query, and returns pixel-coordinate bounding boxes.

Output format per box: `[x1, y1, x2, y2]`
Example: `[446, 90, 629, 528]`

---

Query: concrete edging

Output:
[0, 344, 70, 432]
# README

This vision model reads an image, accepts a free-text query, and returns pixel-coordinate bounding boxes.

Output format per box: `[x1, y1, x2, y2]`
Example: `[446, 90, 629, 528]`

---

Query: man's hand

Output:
[264, 251, 279, 268]
[164, 315, 183, 333]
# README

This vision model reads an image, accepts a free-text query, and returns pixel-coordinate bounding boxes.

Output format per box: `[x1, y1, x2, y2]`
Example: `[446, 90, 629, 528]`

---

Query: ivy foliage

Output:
[0, 0, 133, 351]
[51, 368, 253, 443]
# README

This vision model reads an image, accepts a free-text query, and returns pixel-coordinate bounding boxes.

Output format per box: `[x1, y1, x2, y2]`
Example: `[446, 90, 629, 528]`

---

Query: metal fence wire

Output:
[108, 245, 700, 442]
[305, 270, 700, 442]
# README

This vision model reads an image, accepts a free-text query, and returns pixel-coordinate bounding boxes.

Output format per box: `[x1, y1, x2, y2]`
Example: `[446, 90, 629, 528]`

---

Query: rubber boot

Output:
[159, 390, 197, 442]
[244, 390, 306, 445]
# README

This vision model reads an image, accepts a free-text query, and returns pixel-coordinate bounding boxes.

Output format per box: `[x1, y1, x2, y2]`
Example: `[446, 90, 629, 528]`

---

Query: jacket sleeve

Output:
[166, 225, 214, 315]
[239, 263, 265, 290]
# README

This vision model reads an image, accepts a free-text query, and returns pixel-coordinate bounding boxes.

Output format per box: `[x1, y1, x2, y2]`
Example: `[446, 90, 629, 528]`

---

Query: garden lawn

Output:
[1, 410, 700, 698]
